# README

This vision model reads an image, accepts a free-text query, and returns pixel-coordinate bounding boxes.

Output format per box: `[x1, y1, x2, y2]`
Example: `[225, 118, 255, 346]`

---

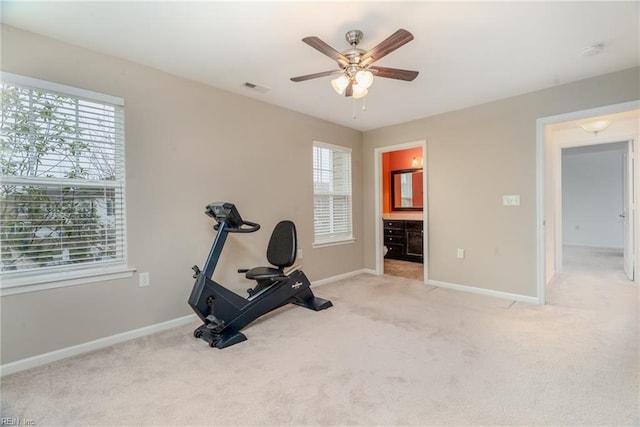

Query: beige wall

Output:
[363, 67, 640, 298]
[0, 25, 363, 364]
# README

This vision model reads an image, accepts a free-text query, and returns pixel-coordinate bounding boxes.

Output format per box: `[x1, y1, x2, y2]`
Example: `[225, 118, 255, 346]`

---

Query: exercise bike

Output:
[188, 202, 333, 349]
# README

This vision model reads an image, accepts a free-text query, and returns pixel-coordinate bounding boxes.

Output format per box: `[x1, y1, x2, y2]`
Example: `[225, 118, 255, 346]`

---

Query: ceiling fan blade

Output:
[360, 29, 414, 65]
[344, 81, 353, 97]
[290, 70, 343, 82]
[302, 36, 349, 67]
[369, 66, 419, 81]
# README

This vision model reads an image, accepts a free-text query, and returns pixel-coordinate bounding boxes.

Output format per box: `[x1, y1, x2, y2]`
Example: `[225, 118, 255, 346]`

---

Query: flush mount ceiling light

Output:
[291, 29, 419, 100]
[578, 118, 612, 135]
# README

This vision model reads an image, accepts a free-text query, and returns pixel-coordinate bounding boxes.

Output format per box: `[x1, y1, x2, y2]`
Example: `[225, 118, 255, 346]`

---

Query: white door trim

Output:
[623, 140, 635, 280]
[374, 140, 428, 283]
[554, 137, 634, 274]
[536, 100, 640, 304]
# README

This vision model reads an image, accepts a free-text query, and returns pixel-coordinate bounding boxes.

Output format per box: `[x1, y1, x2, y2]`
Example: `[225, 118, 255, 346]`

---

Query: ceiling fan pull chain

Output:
[362, 96, 366, 111]
[352, 97, 357, 119]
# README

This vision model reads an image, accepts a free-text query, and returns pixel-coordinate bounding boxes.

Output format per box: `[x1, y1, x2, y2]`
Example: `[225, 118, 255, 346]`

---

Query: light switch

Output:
[503, 195, 520, 206]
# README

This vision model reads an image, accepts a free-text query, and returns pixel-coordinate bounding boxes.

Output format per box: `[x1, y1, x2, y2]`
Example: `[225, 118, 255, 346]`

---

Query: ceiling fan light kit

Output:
[291, 29, 419, 101]
[355, 69, 374, 88]
[352, 84, 368, 99]
[331, 75, 350, 95]
[332, 69, 372, 97]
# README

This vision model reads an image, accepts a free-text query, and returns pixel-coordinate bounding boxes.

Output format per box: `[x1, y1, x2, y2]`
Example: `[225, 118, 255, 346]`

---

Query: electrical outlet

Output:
[139, 272, 150, 287]
[297, 249, 303, 259]
[457, 248, 465, 259]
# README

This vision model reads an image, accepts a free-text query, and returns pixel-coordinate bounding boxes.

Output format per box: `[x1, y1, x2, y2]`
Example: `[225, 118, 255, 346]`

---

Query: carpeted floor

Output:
[1, 246, 638, 426]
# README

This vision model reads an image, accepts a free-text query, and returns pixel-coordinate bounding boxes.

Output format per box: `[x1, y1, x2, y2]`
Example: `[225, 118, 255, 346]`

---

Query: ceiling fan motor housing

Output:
[345, 30, 363, 46]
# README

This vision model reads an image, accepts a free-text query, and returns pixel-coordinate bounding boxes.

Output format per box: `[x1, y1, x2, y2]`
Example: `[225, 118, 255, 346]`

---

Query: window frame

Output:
[312, 140, 355, 247]
[0, 72, 133, 295]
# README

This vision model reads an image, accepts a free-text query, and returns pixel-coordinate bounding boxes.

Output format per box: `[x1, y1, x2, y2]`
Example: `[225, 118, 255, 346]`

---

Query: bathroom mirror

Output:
[391, 168, 423, 211]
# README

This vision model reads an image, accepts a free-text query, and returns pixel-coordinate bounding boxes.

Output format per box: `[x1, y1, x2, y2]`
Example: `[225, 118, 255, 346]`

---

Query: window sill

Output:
[312, 238, 357, 249]
[0, 265, 136, 296]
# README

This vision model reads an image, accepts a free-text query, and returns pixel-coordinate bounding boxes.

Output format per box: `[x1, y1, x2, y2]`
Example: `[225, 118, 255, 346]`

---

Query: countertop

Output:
[383, 212, 424, 221]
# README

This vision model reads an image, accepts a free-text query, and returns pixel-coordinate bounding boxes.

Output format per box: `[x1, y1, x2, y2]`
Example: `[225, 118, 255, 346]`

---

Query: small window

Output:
[312, 141, 353, 246]
[0, 73, 128, 290]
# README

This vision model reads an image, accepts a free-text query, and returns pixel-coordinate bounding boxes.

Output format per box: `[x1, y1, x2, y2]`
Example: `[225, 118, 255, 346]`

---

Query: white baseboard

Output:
[427, 279, 541, 304]
[1, 270, 371, 377]
[1, 314, 198, 377]
[311, 268, 541, 304]
[2, 272, 539, 377]
[563, 243, 623, 250]
[312, 269, 373, 287]
[2, 271, 372, 377]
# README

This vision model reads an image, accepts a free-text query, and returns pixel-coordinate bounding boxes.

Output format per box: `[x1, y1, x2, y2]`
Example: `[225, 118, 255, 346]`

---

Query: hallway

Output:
[548, 245, 636, 311]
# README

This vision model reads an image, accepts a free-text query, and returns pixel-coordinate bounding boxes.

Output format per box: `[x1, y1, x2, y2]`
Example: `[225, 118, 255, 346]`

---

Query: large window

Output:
[312, 141, 353, 246]
[0, 73, 128, 290]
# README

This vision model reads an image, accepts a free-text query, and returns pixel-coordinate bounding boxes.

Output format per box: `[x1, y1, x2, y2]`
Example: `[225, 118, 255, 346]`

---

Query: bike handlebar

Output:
[213, 220, 261, 233]
[230, 220, 260, 233]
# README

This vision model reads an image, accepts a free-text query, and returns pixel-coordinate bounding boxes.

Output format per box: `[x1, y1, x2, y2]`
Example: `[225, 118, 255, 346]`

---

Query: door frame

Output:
[554, 138, 633, 275]
[374, 140, 428, 282]
[623, 141, 635, 280]
[536, 100, 640, 304]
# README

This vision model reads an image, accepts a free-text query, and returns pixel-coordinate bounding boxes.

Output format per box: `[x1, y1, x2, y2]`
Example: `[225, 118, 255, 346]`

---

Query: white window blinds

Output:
[0, 73, 127, 284]
[313, 141, 353, 245]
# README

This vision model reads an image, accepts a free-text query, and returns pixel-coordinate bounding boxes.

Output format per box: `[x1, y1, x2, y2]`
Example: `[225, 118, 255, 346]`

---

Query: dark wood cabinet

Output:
[383, 220, 405, 261]
[383, 219, 423, 263]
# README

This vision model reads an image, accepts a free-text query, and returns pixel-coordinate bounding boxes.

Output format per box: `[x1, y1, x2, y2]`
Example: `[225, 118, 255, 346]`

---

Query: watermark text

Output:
[1, 418, 36, 426]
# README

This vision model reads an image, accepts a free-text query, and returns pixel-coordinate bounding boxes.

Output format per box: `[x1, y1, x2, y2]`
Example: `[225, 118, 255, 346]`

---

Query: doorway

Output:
[561, 141, 631, 278]
[374, 140, 428, 282]
[537, 102, 639, 304]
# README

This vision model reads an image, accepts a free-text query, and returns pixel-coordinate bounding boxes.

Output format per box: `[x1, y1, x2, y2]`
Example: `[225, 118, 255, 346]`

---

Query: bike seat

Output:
[245, 266, 286, 281]
[243, 220, 297, 282]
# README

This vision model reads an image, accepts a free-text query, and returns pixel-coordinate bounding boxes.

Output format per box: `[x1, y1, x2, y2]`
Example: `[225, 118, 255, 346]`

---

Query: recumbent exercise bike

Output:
[188, 202, 333, 349]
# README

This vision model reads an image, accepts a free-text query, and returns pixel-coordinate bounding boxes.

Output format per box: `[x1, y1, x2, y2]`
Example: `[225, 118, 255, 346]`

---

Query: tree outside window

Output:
[0, 77, 126, 277]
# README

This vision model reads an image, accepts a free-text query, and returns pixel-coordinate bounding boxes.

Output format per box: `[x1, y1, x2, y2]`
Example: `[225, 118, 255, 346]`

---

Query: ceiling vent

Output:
[581, 43, 603, 56]
[243, 82, 270, 93]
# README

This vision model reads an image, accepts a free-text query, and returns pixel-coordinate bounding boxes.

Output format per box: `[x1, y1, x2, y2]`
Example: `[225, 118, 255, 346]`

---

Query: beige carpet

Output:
[1, 246, 638, 426]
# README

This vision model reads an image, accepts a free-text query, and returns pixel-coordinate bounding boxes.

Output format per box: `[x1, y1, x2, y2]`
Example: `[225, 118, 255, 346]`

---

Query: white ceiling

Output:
[1, 1, 638, 131]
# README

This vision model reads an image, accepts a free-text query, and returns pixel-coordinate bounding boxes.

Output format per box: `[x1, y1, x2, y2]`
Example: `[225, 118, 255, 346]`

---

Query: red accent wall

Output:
[382, 147, 423, 213]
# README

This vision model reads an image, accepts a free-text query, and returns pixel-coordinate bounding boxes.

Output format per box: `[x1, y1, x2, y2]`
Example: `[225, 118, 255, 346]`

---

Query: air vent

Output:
[581, 43, 603, 56]
[243, 82, 270, 93]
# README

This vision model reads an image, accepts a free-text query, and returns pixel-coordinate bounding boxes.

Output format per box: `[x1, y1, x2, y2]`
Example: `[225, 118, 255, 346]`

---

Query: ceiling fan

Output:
[290, 29, 419, 99]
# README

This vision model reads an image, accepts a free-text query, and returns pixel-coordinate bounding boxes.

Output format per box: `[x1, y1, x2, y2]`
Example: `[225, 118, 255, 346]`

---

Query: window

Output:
[312, 141, 353, 246]
[0, 73, 129, 291]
